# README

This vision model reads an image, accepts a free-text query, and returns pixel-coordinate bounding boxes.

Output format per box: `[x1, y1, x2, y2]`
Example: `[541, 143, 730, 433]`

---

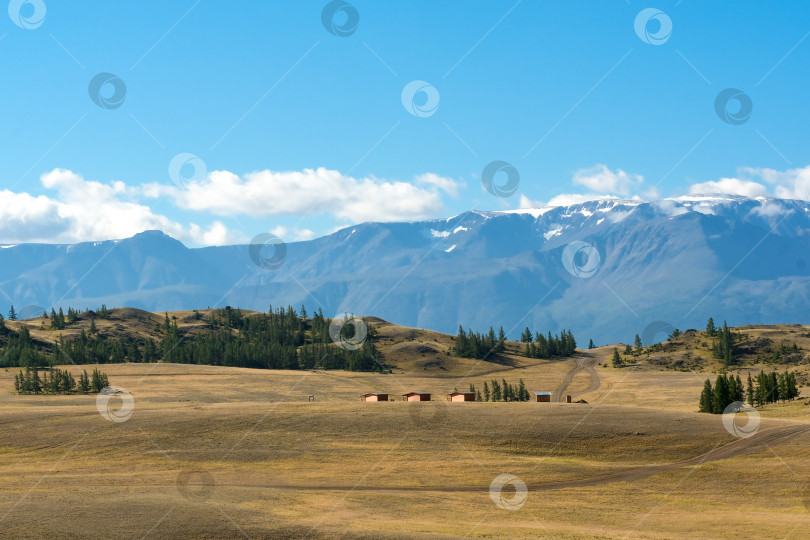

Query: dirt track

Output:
[203, 424, 809, 493]
[552, 352, 600, 402]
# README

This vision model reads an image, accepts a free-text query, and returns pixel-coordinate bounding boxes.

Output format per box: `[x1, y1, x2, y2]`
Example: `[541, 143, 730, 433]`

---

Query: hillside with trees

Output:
[0, 305, 381, 373]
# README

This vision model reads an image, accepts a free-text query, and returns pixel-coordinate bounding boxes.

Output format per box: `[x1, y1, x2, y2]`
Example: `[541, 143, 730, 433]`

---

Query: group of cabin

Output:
[361, 392, 572, 403]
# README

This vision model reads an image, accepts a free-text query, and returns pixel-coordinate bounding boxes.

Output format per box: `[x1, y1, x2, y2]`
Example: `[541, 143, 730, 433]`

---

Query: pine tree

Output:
[712, 374, 729, 414]
[612, 348, 622, 367]
[491, 380, 502, 401]
[787, 371, 798, 400]
[634, 334, 642, 354]
[8, 305, 16, 321]
[699, 379, 713, 412]
[497, 327, 506, 352]
[588, 339, 594, 349]
[746, 372, 755, 404]
[728, 375, 738, 406]
[518, 379, 528, 401]
[706, 317, 716, 336]
[78, 370, 90, 393]
[483, 381, 490, 402]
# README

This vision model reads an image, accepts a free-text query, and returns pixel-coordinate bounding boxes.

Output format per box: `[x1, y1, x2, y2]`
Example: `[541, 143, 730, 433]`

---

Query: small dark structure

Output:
[566, 394, 572, 403]
[448, 391, 476, 402]
[403, 392, 431, 402]
[534, 392, 552, 403]
[361, 393, 389, 402]
[308, 395, 315, 402]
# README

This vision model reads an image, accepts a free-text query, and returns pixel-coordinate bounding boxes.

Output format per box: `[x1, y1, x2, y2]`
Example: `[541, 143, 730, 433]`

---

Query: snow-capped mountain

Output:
[2, 195, 809, 344]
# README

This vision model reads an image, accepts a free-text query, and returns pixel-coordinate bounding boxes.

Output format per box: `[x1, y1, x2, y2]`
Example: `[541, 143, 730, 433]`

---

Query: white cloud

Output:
[738, 165, 810, 201]
[572, 164, 643, 196]
[0, 169, 241, 246]
[148, 167, 457, 224]
[519, 193, 620, 209]
[751, 201, 793, 218]
[0, 167, 459, 246]
[688, 177, 769, 198]
[415, 172, 462, 197]
[269, 226, 315, 242]
[518, 165, 652, 210]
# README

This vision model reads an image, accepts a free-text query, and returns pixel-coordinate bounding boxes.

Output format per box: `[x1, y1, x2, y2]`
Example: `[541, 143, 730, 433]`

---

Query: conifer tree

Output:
[746, 372, 755, 404]
[612, 348, 622, 367]
[699, 379, 713, 412]
[712, 374, 729, 414]
[634, 334, 642, 354]
[518, 379, 528, 401]
[491, 379, 502, 401]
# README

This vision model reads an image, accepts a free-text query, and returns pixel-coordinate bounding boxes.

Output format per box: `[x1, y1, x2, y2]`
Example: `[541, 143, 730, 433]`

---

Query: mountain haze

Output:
[2, 195, 809, 344]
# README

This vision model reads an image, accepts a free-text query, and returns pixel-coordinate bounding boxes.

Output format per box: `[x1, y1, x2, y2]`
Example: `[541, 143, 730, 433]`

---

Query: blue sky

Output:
[1, 0, 809, 246]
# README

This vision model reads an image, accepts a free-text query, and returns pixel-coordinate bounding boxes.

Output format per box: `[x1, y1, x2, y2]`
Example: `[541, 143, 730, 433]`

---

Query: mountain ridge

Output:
[1, 194, 809, 344]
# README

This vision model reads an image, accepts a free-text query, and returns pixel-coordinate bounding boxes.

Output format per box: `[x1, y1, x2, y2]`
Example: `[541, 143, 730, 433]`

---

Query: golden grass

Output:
[1, 361, 810, 538]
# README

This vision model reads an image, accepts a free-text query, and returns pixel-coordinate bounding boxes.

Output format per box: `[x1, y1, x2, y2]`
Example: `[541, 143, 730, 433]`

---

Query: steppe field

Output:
[2, 318, 810, 539]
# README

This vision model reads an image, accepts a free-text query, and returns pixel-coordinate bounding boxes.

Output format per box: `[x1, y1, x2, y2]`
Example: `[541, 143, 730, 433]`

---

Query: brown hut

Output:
[566, 394, 572, 403]
[534, 392, 552, 402]
[361, 393, 389, 402]
[402, 392, 431, 401]
[448, 391, 476, 402]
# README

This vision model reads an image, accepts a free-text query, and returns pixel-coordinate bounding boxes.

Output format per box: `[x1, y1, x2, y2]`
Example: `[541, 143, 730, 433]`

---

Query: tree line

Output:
[0, 305, 382, 373]
[520, 328, 577, 358]
[14, 367, 110, 395]
[453, 325, 577, 360]
[468, 379, 531, 402]
[699, 370, 799, 413]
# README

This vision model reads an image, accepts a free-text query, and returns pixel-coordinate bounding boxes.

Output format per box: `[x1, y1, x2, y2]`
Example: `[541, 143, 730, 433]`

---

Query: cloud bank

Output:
[0, 168, 460, 246]
[3, 164, 810, 246]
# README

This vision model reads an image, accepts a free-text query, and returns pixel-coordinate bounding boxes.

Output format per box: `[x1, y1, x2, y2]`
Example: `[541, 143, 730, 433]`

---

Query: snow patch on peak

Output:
[453, 226, 468, 234]
[431, 229, 450, 238]
[497, 207, 555, 218]
[444, 244, 456, 253]
[543, 227, 563, 240]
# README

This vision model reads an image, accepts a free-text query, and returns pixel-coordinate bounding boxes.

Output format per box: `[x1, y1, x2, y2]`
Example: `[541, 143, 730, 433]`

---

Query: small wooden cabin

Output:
[534, 392, 552, 403]
[402, 392, 431, 401]
[448, 391, 475, 402]
[361, 393, 389, 402]
[566, 394, 572, 403]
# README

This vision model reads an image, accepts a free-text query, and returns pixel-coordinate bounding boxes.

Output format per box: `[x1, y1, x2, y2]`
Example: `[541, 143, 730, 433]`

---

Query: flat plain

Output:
[2, 316, 810, 539]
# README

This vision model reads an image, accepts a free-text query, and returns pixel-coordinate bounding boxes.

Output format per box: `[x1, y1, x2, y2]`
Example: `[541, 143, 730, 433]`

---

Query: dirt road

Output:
[552, 352, 600, 402]
[207, 424, 809, 493]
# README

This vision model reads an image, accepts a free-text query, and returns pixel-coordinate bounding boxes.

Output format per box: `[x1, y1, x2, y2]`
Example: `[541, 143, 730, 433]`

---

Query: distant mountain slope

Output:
[1, 196, 809, 343]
